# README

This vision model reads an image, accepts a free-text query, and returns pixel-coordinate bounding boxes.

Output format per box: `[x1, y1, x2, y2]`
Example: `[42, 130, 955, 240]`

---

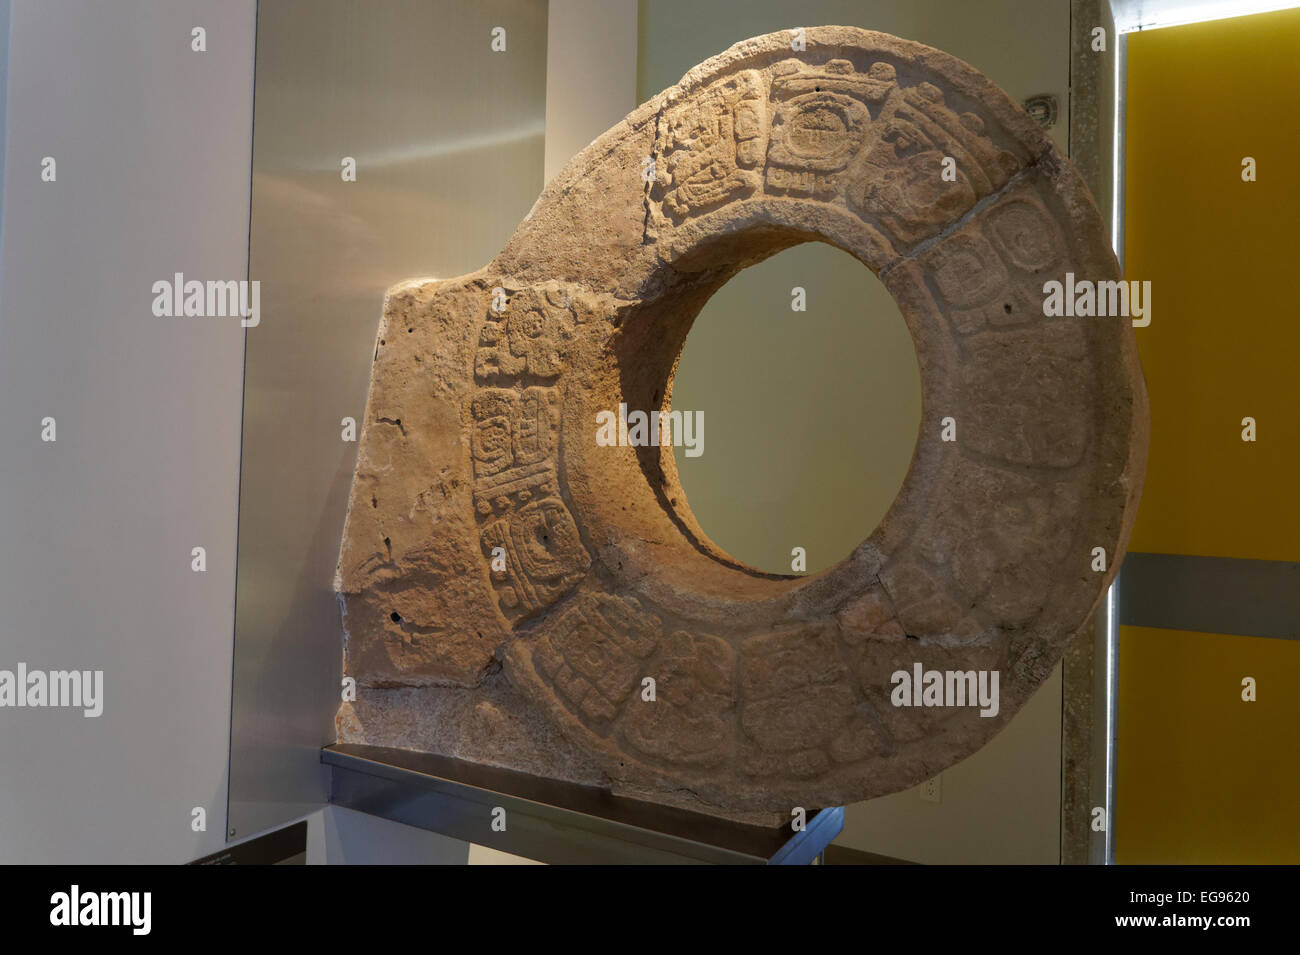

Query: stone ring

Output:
[337, 26, 1147, 818]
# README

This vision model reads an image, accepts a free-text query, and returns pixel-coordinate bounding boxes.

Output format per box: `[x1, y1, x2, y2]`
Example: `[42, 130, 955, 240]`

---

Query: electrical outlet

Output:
[919, 774, 942, 803]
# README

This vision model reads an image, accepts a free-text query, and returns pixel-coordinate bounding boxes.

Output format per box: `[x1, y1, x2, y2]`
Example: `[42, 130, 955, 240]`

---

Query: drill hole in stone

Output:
[669, 242, 921, 576]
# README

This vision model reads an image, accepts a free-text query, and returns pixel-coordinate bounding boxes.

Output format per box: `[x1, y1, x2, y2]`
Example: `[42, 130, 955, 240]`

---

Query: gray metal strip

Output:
[1118, 552, 1300, 640]
[324, 743, 844, 865]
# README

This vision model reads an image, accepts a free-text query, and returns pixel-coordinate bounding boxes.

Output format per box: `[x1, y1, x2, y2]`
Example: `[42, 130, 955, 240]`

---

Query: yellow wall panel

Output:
[1116, 626, 1300, 863]
[1124, 8, 1300, 562]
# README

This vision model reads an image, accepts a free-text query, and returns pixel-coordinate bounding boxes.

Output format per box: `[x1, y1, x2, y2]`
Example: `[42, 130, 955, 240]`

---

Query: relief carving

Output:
[515, 592, 661, 727]
[652, 52, 1025, 258]
[474, 286, 576, 382]
[763, 59, 886, 198]
[621, 630, 735, 767]
[659, 70, 767, 220]
[469, 291, 590, 620]
[852, 79, 1020, 243]
[920, 186, 1070, 335]
[738, 627, 859, 763]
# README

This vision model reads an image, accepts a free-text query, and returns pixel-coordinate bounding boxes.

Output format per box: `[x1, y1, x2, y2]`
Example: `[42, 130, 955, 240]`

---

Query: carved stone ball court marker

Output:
[335, 26, 1148, 821]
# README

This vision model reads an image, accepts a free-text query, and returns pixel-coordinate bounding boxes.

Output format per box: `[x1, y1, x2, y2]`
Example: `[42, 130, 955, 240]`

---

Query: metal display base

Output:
[323, 743, 844, 865]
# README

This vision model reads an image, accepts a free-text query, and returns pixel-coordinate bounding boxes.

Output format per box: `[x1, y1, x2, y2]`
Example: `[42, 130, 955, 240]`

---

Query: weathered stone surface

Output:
[335, 27, 1147, 822]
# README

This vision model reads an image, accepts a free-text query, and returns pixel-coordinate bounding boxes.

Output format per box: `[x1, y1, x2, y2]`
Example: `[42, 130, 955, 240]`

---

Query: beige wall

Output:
[545, 0, 639, 183]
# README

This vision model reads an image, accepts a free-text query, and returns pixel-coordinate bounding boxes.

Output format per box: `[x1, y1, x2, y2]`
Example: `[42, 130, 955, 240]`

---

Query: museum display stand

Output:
[323, 744, 846, 865]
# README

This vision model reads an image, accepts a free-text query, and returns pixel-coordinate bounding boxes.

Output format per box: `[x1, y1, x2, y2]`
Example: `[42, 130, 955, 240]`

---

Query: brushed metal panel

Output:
[229, 0, 548, 840]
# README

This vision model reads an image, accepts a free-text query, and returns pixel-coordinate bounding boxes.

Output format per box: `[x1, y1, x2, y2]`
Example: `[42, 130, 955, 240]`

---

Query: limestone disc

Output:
[336, 26, 1148, 815]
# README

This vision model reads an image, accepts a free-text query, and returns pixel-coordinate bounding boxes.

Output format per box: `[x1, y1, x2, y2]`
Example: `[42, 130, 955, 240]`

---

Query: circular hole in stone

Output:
[670, 241, 922, 576]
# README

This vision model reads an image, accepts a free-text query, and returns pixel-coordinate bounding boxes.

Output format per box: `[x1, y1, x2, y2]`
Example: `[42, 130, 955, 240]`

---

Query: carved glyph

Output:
[470, 287, 590, 621]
